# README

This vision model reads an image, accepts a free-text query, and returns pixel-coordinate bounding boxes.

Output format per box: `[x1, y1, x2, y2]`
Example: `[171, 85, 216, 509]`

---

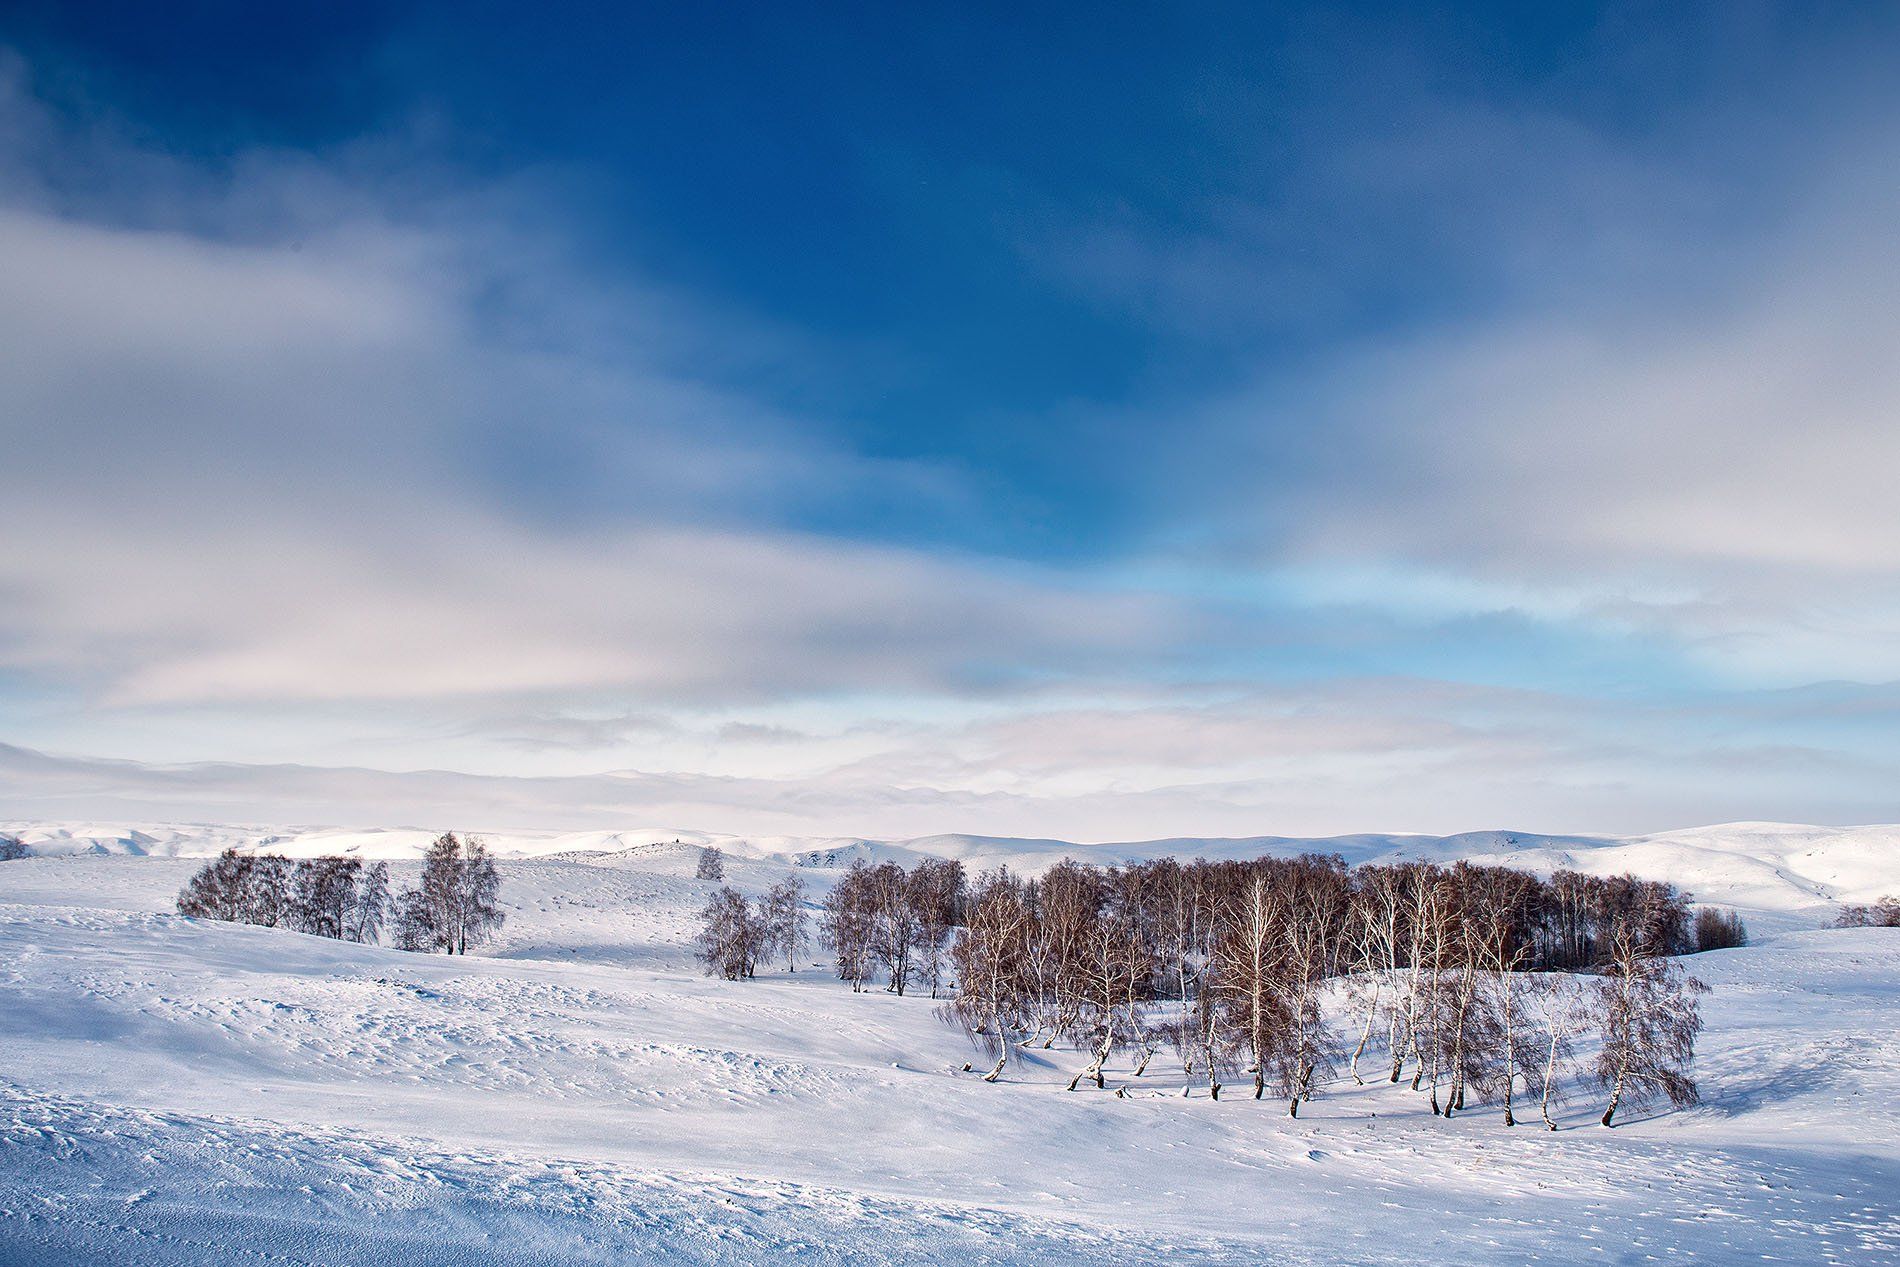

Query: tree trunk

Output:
[1349, 982, 1379, 1086]
[1601, 1069, 1625, 1127]
[1541, 1033, 1561, 1131]
[983, 1029, 1010, 1083]
[1067, 1029, 1113, 1091]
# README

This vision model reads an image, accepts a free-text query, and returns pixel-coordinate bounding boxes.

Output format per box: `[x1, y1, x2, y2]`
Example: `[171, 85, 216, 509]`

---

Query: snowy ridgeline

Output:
[8, 817, 1900, 932]
[1, 838, 1898, 1263]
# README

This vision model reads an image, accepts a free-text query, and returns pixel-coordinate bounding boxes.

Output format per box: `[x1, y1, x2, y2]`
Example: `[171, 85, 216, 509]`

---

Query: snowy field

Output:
[2, 826, 1898, 1264]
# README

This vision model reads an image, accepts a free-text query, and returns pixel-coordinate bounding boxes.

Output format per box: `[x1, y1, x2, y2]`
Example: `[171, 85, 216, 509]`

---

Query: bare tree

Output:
[867, 862, 921, 996]
[182, 851, 364, 936]
[0, 834, 28, 861]
[241, 855, 292, 928]
[1210, 868, 1290, 1102]
[821, 861, 878, 990]
[177, 849, 253, 922]
[456, 838, 505, 953]
[415, 833, 462, 951]
[1065, 889, 1153, 1092]
[402, 833, 505, 954]
[1692, 908, 1748, 952]
[763, 873, 807, 971]
[347, 860, 391, 944]
[394, 889, 435, 952]
[1594, 903, 1708, 1127]
[1031, 861, 1103, 1046]
[915, 843, 1713, 1127]
[948, 869, 1032, 1081]
[1342, 868, 1401, 1085]
[1530, 974, 1587, 1130]
[696, 886, 766, 980]
[1108, 866, 1162, 1077]
[289, 858, 361, 939]
[1171, 953, 1235, 1099]
[1276, 861, 1345, 1116]
[1148, 858, 1203, 1071]
[1465, 865, 1539, 1124]
[695, 845, 726, 882]
[1403, 870, 1453, 1109]
[908, 858, 965, 998]
[1365, 863, 1430, 1086]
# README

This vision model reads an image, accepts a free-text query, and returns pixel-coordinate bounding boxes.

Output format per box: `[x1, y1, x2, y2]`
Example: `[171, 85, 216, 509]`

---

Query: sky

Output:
[4, 1, 1900, 840]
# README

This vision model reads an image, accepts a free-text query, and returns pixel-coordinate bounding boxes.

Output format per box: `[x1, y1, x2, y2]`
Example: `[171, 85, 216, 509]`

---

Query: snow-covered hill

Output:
[9, 817, 1898, 931]
[0, 845, 1896, 1264]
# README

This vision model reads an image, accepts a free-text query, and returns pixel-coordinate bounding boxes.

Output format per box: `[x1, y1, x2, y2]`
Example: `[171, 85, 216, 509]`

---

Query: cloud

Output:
[479, 712, 683, 753]
[8, 514, 1184, 706]
[1126, 115, 1900, 687]
[7, 32, 1900, 839]
[990, 19, 1900, 689]
[7, 670, 1898, 838]
[0, 54, 1190, 717]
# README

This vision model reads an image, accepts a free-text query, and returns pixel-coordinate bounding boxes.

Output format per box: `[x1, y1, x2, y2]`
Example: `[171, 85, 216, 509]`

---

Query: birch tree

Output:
[696, 886, 765, 980]
[1211, 869, 1289, 1102]
[1594, 902, 1707, 1126]
[764, 873, 806, 972]
[347, 860, 390, 944]
[949, 869, 1032, 1081]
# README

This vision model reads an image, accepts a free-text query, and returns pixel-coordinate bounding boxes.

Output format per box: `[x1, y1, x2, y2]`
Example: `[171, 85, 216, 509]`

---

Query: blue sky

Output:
[3, 3, 1899, 837]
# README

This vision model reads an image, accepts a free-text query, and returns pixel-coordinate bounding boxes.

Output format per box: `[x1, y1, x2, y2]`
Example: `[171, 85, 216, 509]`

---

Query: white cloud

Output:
[0, 62, 1188, 718]
[8, 42, 1900, 838]
[1158, 126, 1900, 687]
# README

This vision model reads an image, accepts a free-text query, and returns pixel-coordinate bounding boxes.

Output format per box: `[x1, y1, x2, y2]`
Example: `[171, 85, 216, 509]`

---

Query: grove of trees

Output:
[175, 833, 501, 955]
[819, 859, 964, 997]
[701, 850, 1717, 1130]
[945, 855, 1710, 1128]
[694, 873, 807, 980]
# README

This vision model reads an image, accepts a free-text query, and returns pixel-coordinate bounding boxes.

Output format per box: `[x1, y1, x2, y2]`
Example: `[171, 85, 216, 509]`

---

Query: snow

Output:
[2, 828, 1898, 1263]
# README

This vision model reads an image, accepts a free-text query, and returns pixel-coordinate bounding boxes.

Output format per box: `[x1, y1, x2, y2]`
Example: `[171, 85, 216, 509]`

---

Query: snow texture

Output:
[2, 824, 1897, 1264]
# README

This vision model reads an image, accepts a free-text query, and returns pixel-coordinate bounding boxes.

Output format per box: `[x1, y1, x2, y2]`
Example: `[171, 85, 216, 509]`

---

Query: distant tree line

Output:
[0, 833, 29, 861]
[175, 832, 502, 954]
[1835, 895, 1900, 928]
